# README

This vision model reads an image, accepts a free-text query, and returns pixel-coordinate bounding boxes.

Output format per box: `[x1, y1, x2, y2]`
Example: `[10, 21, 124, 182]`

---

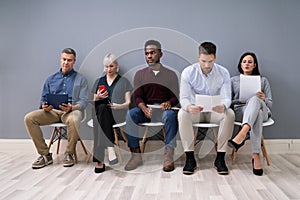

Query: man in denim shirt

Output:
[24, 48, 88, 169]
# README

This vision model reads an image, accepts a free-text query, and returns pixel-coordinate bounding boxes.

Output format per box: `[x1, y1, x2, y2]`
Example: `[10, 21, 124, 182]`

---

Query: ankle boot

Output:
[163, 146, 175, 172]
[183, 151, 197, 175]
[124, 147, 143, 171]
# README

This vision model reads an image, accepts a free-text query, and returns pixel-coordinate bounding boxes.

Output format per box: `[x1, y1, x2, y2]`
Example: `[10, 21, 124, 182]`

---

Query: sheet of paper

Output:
[239, 74, 261, 101]
[195, 95, 221, 112]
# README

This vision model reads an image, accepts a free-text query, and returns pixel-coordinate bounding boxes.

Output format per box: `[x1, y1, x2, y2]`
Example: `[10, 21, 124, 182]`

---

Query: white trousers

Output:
[178, 108, 235, 152]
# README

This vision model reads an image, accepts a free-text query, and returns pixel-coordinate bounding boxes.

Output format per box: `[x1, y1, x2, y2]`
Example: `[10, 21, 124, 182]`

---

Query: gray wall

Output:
[1, 0, 299, 139]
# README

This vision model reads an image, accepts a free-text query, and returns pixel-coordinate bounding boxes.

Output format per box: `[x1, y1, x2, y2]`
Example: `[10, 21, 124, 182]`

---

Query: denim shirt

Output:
[40, 69, 88, 110]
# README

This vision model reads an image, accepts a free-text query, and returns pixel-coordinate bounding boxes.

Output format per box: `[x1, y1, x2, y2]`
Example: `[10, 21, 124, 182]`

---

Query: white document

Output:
[195, 95, 221, 112]
[239, 74, 261, 101]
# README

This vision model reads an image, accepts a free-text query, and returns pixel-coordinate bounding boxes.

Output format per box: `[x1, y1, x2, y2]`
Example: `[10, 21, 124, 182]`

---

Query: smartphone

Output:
[98, 85, 107, 92]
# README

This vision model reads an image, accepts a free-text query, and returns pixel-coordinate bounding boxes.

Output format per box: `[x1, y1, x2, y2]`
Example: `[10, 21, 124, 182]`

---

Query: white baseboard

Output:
[0, 139, 299, 155]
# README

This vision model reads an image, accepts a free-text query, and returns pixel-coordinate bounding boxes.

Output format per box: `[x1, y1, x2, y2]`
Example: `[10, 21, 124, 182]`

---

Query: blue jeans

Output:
[126, 107, 178, 149]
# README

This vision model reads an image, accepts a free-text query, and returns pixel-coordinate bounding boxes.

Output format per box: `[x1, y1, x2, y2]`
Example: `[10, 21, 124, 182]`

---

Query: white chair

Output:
[86, 119, 127, 163]
[232, 118, 274, 166]
[47, 109, 88, 162]
[138, 105, 180, 153]
[139, 122, 166, 153]
[192, 123, 219, 151]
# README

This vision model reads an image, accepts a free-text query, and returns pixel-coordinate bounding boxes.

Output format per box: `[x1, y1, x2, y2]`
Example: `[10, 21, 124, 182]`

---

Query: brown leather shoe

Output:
[163, 146, 175, 172]
[124, 147, 143, 171]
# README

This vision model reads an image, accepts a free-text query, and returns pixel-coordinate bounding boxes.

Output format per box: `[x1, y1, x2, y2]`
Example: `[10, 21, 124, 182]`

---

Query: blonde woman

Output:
[92, 53, 132, 173]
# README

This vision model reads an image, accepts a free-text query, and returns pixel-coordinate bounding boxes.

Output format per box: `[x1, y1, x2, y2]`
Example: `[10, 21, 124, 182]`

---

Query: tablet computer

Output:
[46, 94, 69, 110]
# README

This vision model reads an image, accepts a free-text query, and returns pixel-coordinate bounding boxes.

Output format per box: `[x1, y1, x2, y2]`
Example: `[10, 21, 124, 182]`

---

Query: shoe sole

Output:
[95, 164, 105, 173]
[32, 160, 53, 169]
[124, 162, 143, 171]
[63, 163, 74, 167]
[183, 166, 197, 175]
[163, 167, 175, 172]
[214, 166, 229, 175]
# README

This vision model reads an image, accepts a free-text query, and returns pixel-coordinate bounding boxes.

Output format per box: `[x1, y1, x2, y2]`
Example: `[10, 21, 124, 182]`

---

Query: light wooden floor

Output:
[1, 141, 300, 200]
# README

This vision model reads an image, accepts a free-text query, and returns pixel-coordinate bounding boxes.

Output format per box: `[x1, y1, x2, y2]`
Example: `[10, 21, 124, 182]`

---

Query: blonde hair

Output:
[103, 53, 118, 66]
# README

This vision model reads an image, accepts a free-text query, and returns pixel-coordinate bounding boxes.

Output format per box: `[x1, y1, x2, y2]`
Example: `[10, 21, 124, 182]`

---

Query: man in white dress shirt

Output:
[178, 42, 234, 175]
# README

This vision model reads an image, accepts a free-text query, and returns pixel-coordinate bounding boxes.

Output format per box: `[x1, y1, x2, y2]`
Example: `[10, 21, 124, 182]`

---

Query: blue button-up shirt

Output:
[180, 62, 232, 111]
[41, 69, 88, 110]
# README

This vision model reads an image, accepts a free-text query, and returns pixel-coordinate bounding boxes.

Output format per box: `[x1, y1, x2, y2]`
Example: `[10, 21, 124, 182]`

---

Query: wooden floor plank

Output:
[1, 142, 300, 200]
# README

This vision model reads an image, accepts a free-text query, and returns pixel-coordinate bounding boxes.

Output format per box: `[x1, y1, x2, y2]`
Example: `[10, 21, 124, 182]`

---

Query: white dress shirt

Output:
[180, 62, 232, 111]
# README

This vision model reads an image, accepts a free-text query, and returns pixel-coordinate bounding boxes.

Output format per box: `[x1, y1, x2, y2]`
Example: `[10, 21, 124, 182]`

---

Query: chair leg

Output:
[193, 127, 198, 146]
[78, 138, 88, 155]
[56, 127, 62, 154]
[48, 126, 89, 163]
[48, 128, 57, 150]
[232, 149, 237, 164]
[120, 129, 128, 144]
[114, 128, 122, 163]
[86, 143, 93, 163]
[141, 127, 149, 153]
[162, 127, 166, 143]
[74, 149, 78, 163]
[261, 137, 270, 166]
[211, 127, 218, 151]
[76, 137, 88, 163]
[140, 125, 166, 153]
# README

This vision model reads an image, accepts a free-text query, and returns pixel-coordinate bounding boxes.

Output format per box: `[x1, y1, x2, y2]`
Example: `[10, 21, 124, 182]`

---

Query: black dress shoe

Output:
[228, 139, 246, 152]
[183, 157, 197, 175]
[214, 159, 229, 175]
[94, 164, 105, 173]
[252, 159, 263, 176]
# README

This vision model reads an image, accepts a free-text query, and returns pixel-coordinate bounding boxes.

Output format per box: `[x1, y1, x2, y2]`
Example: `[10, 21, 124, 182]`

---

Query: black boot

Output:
[183, 151, 197, 175]
[214, 152, 229, 175]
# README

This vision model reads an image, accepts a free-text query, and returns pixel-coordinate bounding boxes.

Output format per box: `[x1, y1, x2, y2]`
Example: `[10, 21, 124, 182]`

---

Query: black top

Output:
[92, 74, 133, 104]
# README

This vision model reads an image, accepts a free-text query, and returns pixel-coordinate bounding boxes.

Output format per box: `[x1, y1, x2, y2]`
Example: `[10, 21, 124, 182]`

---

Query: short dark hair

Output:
[144, 40, 161, 51]
[62, 48, 76, 59]
[237, 52, 260, 75]
[198, 42, 216, 55]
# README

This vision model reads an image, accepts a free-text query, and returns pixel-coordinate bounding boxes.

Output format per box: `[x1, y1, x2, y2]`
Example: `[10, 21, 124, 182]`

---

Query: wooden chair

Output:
[113, 121, 128, 163]
[47, 109, 88, 162]
[231, 118, 274, 166]
[139, 122, 166, 153]
[138, 105, 180, 153]
[86, 119, 127, 163]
